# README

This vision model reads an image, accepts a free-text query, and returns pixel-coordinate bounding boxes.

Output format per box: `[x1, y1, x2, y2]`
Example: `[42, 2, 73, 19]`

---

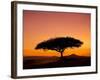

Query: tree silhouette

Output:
[35, 37, 83, 58]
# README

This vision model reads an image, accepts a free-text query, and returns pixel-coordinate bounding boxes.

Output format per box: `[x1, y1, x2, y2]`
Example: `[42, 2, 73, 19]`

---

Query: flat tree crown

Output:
[35, 37, 83, 51]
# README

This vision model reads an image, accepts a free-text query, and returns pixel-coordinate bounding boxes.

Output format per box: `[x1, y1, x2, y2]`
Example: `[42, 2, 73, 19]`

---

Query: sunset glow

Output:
[23, 10, 91, 57]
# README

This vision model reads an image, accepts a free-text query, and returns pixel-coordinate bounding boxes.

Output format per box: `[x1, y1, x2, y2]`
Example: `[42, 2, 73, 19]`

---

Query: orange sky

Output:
[23, 10, 91, 57]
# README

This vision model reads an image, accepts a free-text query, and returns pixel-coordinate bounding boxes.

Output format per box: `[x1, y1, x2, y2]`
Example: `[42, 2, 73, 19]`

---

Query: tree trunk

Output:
[61, 52, 63, 58]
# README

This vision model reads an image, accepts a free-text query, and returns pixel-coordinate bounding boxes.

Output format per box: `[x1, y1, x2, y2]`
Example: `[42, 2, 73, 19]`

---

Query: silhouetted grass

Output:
[23, 54, 91, 69]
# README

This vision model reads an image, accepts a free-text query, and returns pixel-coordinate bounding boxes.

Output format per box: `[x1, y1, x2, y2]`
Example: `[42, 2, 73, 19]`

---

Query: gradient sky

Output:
[23, 10, 91, 57]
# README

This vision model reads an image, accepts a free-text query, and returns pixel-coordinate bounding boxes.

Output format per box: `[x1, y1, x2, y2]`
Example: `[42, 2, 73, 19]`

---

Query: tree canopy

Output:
[35, 36, 83, 58]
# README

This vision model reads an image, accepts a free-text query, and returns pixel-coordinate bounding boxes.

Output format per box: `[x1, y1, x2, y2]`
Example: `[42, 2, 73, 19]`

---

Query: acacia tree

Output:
[35, 37, 83, 58]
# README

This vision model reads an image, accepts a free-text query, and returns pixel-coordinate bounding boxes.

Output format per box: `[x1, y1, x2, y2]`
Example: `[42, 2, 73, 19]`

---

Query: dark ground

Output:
[23, 54, 91, 69]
